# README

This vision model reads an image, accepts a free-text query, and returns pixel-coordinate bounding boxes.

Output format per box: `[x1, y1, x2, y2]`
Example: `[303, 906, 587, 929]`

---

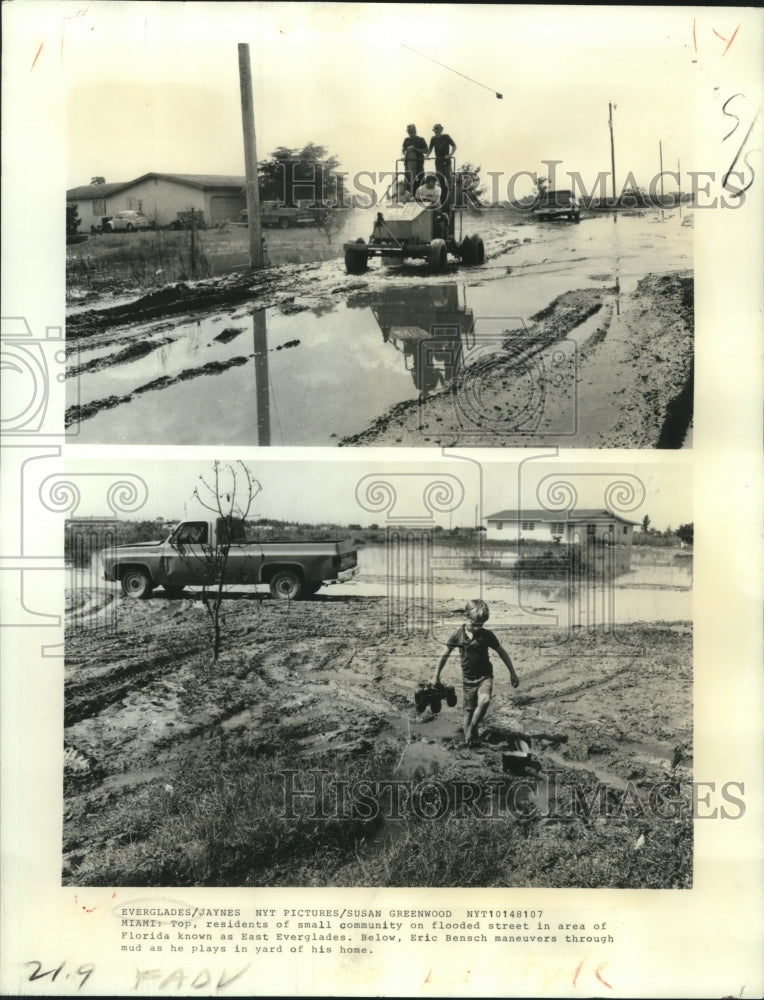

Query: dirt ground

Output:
[63, 582, 692, 886]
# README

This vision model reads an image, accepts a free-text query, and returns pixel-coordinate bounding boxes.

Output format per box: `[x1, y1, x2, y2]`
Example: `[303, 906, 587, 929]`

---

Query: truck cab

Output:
[102, 517, 358, 600]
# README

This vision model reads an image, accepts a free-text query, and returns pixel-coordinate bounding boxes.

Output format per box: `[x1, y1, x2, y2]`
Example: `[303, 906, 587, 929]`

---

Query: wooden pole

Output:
[678, 158, 682, 217]
[659, 140, 665, 204]
[238, 43, 265, 270]
[609, 102, 617, 207]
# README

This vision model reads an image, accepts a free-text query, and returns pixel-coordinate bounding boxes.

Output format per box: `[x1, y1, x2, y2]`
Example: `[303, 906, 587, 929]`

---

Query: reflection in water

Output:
[361, 284, 474, 400]
[252, 308, 271, 445]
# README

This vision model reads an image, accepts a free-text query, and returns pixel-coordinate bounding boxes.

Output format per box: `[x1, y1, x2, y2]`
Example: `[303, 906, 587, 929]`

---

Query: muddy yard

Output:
[65, 209, 693, 448]
[64, 548, 693, 889]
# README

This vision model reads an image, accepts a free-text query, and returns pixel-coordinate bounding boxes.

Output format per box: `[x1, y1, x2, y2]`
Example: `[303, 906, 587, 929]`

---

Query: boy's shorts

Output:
[462, 676, 493, 711]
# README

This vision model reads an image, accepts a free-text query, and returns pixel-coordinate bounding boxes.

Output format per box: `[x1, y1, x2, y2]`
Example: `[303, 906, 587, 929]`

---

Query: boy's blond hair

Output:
[465, 599, 489, 624]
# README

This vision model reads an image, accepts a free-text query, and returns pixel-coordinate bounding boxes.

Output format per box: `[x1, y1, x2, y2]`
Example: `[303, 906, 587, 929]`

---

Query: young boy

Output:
[432, 599, 519, 747]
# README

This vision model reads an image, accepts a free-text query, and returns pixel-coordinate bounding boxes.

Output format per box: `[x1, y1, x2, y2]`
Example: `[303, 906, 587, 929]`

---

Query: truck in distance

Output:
[102, 517, 358, 601]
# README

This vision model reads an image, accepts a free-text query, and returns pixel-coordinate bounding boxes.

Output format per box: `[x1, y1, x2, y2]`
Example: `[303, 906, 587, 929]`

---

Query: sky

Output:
[61, 453, 692, 532]
[57, 3, 706, 200]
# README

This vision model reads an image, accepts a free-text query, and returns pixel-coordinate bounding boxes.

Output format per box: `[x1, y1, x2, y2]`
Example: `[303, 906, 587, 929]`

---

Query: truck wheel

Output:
[427, 238, 447, 272]
[121, 568, 153, 599]
[126, 223, 134, 232]
[270, 570, 303, 601]
[162, 585, 186, 599]
[279, 217, 290, 229]
[459, 235, 476, 265]
[344, 240, 368, 275]
[474, 236, 485, 264]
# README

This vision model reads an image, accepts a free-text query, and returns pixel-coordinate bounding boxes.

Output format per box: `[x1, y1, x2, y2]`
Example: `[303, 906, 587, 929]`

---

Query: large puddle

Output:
[66, 212, 692, 445]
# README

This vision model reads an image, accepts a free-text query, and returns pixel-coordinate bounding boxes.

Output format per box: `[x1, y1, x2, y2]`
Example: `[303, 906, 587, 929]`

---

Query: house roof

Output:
[485, 508, 639, 525]
[67, 173, 247, 201]
[66, 182, 128, 200]
[115, 172, 246, 193]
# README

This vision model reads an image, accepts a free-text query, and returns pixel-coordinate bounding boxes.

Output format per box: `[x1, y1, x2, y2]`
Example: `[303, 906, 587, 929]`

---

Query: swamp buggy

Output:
[344, 162, 486, 274]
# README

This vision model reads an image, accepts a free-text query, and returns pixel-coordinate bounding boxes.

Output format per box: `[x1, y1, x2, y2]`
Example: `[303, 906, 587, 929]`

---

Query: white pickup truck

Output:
[102, 517, 358, 600]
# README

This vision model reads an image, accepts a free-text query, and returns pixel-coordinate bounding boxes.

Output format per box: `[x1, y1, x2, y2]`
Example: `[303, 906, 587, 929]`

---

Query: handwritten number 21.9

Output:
[24, 961, 95, 990]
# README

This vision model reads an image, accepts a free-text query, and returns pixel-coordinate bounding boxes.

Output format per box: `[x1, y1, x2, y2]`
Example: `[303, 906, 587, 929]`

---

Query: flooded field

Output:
[65, 209, 693, 447]
[71, 542, 692, 630]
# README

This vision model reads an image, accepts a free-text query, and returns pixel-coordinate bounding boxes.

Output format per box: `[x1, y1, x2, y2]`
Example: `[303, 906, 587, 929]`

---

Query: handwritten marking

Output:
[722, 106, 760, 198]
[572, 959, 584, 987]
[712, 24, 741, 56]
[595, 963, 613, 989]
[30, 42, 44, 71]
[24, 961, 94, 991]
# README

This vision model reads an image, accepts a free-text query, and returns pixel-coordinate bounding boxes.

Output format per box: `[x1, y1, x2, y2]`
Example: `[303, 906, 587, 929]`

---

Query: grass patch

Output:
[64, 741, 692, 889]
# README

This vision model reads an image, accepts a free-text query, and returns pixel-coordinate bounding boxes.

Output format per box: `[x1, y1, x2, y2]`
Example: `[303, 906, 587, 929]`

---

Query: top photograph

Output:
[63, 5, 706, 448]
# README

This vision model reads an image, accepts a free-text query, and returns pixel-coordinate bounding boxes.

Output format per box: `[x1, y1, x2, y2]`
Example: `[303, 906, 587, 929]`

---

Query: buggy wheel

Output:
[459, 235, 476, 265]
[427, 238, 447, 272]
[344, 239, 368, 275]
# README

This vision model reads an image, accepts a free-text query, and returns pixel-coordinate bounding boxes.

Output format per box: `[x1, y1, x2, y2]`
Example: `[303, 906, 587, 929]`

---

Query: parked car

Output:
[102, 516, 359, 600]
[106, 210, 151, 232]
[534, 190, 581, 222]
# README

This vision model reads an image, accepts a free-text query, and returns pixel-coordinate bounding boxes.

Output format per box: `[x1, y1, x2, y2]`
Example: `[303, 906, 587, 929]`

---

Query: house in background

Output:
[66, 181, 128, 228]
[485, 507, 638, 571]
[66, 173, 247, 229]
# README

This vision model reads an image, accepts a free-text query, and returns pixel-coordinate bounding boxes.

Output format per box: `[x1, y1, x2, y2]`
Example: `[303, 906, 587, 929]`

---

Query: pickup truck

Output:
[102, 518, 358, 600]
[241, 200, 318, 228]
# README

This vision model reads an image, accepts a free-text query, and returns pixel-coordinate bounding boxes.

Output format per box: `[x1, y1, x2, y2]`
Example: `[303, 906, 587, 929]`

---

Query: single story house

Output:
[66, 182, 129, 228]
[67, 173, 247, 229]
[485, 508, 637, 547]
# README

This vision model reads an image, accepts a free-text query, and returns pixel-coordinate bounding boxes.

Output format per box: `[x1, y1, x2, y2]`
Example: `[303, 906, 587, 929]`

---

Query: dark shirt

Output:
[446, 625, 501, 683]
[402, 135, 428, 164]
[428, 133, 455, 165]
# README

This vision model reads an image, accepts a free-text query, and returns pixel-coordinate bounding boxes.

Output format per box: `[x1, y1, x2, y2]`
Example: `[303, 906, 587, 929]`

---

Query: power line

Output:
[401, 44, 503, 99]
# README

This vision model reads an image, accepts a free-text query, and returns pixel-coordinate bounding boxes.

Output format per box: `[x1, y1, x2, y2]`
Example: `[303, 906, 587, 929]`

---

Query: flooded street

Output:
[65, 209, 692, 446]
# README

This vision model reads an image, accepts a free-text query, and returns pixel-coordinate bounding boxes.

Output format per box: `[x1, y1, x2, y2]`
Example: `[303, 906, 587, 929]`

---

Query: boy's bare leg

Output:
[470, 694, 491, 739]
[462, 708, 474, 745]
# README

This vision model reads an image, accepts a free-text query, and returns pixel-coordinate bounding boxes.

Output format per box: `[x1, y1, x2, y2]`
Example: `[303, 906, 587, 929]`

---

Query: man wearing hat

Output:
[428, 123, 457, 206]
[428, 123, 457, 173]
[402, 123, 428, 193]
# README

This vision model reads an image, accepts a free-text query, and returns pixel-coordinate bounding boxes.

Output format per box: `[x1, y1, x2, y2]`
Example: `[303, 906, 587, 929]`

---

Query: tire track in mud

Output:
[68, 336, 175, 377]
[64, 355, 252, 427]
[338, 287, 609, 446]
[64, 642, 206, 727]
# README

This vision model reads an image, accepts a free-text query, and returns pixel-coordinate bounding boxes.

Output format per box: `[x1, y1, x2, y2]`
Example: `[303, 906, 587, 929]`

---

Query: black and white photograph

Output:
[1, 2, 763, 998]
[61, 5, 697, 448]
[61, 455, 693, 890]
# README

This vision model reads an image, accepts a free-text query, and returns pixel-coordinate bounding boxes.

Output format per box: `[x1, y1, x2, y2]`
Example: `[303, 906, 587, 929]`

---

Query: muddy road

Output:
[65, 209, 693, 448]
[64, 575, 692, 886]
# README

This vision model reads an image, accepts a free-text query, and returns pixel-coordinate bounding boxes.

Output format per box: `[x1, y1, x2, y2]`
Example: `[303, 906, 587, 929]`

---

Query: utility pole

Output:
[608, 102, 617, 208]
[659, 140, 665, 204]
[238, 43, 265, 270]
[678, 158, 682, 217]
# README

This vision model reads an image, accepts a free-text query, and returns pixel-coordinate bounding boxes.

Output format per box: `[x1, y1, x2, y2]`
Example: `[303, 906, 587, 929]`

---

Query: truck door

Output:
[162, 521, 212, 586]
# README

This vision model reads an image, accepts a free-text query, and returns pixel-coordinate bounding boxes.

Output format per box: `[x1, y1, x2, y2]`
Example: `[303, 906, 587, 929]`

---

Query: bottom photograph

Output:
[61, 453, 693, 889]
